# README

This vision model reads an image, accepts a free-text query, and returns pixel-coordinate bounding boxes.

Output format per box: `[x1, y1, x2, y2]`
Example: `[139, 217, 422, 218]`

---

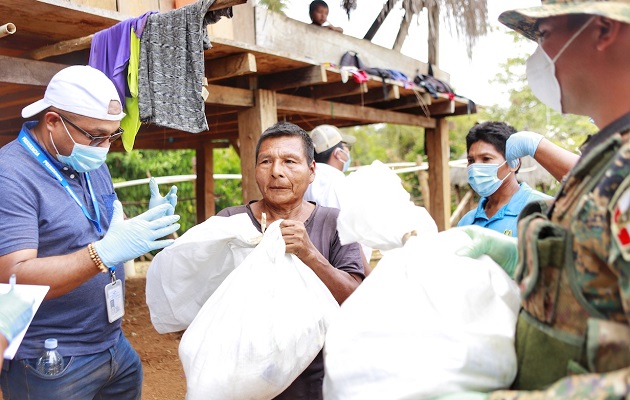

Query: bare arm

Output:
[533, 138, 580, 181]
[280, 220, 361, 304]
[0, 248, 100, 300]
[0, 335, 7, 369]
[325, 25, 343, 33]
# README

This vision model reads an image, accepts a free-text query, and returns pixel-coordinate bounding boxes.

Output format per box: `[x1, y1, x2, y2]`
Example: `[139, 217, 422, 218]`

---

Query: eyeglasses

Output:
[57, 113, 123, 147]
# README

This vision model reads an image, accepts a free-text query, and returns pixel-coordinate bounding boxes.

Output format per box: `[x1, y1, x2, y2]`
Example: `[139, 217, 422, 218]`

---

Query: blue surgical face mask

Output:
[338, 148, 351, 172]
[50, 119, 109, 173]
[467, 161, 511, 198]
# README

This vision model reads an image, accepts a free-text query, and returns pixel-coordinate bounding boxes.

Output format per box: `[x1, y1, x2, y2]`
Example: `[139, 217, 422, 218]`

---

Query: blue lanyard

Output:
[18, 130, 102, 234]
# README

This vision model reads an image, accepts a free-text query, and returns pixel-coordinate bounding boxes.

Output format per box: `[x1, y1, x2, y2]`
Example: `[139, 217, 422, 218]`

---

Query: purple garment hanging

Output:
[88, 11, 157, 107]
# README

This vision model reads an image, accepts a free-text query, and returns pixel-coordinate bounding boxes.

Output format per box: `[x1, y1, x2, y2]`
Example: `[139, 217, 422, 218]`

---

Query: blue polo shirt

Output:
[457, 182, 552, 237]
[0, 122, 123, 360]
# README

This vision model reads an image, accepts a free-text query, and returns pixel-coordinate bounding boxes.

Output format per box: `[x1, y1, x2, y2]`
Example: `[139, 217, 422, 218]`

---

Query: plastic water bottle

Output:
[36, 338, 64, 375]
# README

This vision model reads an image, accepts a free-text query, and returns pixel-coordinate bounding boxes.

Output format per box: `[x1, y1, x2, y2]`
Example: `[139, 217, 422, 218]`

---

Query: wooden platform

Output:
[0, 0, 472, 150]
[0, 0, 470, 229]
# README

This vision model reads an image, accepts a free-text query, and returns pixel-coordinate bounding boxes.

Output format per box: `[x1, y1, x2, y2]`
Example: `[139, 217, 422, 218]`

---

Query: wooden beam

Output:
[259, 65, 327, 91]
[373, 93, 432, 111]
[342, 84, 400, 105]
[21, 0, 247, 60]
[276, 93, 435, 128]
[205, 84, 253, 107]
[229, 138, 240, 157]
[237, 89, 277, 203]
[25, 35, 94, 61]
[427, 100, 454, 116]
[393, 11, 412, 52]
[0, 55, 66, 85]
[311, 81, 367, 100]
[205, 53, 257, 82]
[428, 2, 440, 67]
[425, 118, 450, 231]
[364, 0, 398, 41]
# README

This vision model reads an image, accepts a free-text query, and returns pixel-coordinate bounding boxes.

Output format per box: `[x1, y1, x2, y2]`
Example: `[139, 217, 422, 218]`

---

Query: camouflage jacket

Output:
[491, 112, 630, 398]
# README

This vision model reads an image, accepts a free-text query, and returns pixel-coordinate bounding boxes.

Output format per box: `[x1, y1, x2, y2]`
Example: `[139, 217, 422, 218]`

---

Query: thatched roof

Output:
[345, 0, 489, 58]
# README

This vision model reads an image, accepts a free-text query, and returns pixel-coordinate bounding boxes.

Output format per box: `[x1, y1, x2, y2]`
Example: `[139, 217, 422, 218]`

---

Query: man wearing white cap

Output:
[0, 65, 180, 399]
[451, 0, 630, 398]
[304, 125, 372, 274]
[304, 124, 356, 208]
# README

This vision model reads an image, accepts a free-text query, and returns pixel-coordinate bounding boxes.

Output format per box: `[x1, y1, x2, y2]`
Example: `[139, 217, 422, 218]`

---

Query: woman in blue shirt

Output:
[457, 121, 552, 237]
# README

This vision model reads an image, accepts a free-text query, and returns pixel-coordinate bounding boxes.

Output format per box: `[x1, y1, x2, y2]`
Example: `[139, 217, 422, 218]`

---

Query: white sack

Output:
[146, 214, 261, 333]
[336, 160, 437, 250]
[323, 229, 521, 400]
[179, 220, 340, 400]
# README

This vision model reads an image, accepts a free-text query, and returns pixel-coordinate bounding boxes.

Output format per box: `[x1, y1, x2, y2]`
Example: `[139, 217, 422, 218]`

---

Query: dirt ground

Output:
[123, 265, 188, 400]
[3, 255, 381, 400]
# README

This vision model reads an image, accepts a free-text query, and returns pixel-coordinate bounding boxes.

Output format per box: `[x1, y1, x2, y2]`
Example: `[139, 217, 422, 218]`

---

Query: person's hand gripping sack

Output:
[455, 225, 519, 278]
[0, 287, 34, 344]
[93, 200, 180, 268]
[505, 131, 544, 168]
[149, 177, 177, 216]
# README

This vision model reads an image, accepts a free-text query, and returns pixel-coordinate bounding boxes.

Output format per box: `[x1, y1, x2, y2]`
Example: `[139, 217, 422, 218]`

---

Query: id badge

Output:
[105, 279, 125, 323]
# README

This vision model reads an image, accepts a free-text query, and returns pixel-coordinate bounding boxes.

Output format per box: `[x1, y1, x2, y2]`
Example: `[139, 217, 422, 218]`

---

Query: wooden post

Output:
[237, 89, 277, 203]
[416, 155, 430, 209]
[427, 2, 440, 68]
[425, 117, 450, 231]
[195, 141, 215, 223]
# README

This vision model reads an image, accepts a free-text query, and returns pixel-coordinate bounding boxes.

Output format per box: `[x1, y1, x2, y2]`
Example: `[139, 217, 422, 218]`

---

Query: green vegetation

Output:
[107, 30, 597, 235]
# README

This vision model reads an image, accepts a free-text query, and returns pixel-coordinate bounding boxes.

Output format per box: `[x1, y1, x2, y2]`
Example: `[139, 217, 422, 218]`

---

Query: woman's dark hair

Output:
[255, 122, 315, 165]
[465, 121, 517, 158]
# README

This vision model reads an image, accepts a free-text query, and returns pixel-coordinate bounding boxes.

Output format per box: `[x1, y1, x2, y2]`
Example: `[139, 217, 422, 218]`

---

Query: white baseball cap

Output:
[310, 124, 356, 154]
[22, 65, 125, 121]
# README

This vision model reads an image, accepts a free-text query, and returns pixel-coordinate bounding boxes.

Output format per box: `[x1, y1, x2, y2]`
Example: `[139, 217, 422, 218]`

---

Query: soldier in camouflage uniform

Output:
[454, 0, 630, 398]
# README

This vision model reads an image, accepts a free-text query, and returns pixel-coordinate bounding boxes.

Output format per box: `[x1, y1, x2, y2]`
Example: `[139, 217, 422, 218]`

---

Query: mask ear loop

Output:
[551, 16, 595, 63]
[335, 147, 349, 163]
[49, 131, 62, 156]
[497, 160, 513, 183]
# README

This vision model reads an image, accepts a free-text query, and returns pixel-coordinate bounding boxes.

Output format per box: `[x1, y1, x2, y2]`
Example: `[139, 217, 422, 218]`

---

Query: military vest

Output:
[510, 114, 630, 390]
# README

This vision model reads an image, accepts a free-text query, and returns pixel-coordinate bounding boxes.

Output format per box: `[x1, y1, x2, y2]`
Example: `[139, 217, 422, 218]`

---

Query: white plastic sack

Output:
[146, 214, 262, 333]
[323, 229, 521, 400]
[336, 160, 437, 250]
[179, 220, 340, 400]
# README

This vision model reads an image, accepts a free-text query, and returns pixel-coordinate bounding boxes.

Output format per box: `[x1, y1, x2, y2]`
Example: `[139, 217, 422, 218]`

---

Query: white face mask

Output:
[526, 17, 594, 113]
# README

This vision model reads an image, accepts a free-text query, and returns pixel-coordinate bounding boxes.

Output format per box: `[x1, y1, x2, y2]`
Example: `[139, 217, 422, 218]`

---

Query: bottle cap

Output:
[44, 338, 58, 350]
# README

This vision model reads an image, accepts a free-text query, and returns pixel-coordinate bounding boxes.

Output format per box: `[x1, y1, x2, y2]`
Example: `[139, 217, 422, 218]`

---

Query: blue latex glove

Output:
[149, 177, 177, 216]
[455, 225, 519, 278]
[0, 289, 33, 344]
[94, 200, 180, 268]
[505, 131, 544, 168]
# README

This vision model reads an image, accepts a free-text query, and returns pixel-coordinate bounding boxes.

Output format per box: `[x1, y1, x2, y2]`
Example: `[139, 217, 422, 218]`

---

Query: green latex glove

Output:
[148, 177, 178, 216]
[0, 288, 34, 344]
[429, 392, 489, 400]
[455, 225, 519, 278]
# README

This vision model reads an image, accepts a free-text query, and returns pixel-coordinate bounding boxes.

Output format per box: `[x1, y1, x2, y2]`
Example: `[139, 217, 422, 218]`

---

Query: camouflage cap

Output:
[499, 0, 630, 41]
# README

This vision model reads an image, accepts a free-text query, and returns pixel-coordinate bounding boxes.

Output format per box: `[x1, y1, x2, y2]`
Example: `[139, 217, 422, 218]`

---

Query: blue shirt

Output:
[0, 122, 123, 359]
[457, 182, 552, 237]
